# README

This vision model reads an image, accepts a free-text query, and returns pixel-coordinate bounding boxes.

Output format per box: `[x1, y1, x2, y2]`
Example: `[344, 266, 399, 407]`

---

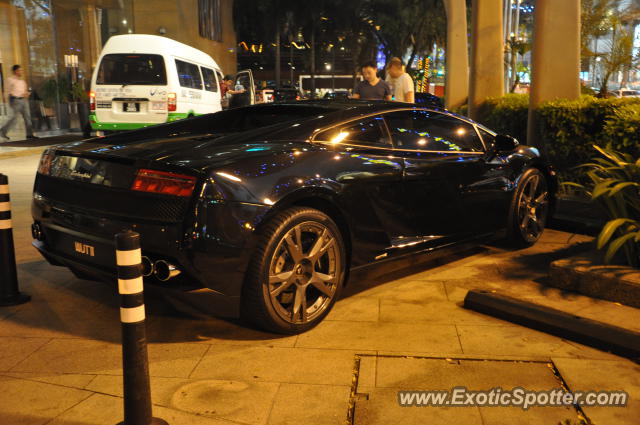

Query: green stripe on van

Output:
[89, 112, 194, 130]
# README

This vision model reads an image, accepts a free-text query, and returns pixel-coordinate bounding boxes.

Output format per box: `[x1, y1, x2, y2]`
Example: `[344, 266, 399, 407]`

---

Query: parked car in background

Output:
[323, 90, 350, 100]
[32, 100, 555, 334]
[273, 87, 301, 101]
[608, 88, 640, 98]
[414, 92, 445, 108]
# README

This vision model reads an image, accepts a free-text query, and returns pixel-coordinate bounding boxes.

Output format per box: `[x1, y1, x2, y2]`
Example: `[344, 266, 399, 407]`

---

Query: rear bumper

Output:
[32, 240, 241, 318]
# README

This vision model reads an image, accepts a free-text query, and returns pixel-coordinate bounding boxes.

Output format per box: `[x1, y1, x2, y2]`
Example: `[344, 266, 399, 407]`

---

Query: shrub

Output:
[564, 146, 640, 267]
[474, 93, 529, 144]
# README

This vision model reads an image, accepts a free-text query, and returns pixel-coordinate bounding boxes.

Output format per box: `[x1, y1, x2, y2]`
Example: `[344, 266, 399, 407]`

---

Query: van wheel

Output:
[241, 207, 346, 334]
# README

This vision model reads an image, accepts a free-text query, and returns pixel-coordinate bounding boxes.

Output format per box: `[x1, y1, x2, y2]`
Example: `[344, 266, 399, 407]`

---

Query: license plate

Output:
[124, 102, 139, 112]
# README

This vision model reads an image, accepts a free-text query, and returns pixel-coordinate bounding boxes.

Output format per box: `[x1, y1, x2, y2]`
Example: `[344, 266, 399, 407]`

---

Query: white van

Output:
[89, 34, 253, 132]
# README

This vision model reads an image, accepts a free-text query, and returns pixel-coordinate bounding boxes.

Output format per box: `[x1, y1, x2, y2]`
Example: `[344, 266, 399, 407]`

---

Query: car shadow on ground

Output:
[2, 238, 594, 344]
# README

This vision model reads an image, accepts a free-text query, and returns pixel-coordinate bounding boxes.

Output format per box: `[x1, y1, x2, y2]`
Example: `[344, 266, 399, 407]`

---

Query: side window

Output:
[235, 72, 251, 91]
[175, 59, 202, 89]
[385, 110, 484, 152]
[315, 115, 390, 147]
[200, 67, 218, 92]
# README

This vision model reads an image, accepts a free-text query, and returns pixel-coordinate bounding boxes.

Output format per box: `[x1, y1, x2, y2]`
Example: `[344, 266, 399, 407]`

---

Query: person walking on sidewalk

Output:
[0, 64, 38, 142]
[385, 57, 415, 103]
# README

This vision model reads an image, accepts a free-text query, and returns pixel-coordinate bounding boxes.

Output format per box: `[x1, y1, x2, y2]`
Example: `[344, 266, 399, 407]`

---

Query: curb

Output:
[549, 253, 640, 309]
[463, 290, 640, 361]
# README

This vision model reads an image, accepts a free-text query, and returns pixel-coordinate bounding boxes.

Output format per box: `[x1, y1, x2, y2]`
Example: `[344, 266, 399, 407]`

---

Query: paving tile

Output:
[0, 337, 50, 371]
[47, 392, 239, 425]
[353, 386, 484, 425]
[10, 338, 209, 378]
[1, 371, 96, 389]
[0, 375, 92, 425]
[478, 406, 579, 425]
[552, 357, 640, 425]
[379, 298, 516, 325]
[295, 321, 462, 353]
[169, 379, 279, 425]
[190, 345, 364, 386]
[144, 315, 299, 347]
[457, 324, 624, 360]
[267, 383, 350, 425]
[328, 296, 379, 322]
[357, 355, 377, 389]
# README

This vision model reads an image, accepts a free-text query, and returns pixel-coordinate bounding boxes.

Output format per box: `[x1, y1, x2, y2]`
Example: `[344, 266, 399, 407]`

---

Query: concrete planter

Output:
[549, 252, 640, 308]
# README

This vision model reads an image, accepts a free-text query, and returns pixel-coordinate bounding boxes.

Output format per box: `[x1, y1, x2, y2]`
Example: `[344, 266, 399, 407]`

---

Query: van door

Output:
[174, 59, 203, 117]
[230, 69, 255, 107]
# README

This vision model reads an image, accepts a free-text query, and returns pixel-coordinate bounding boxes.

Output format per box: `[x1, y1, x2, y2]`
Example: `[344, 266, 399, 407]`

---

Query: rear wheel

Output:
[241, 207, 346, 334]
[507, 168, 550, 247]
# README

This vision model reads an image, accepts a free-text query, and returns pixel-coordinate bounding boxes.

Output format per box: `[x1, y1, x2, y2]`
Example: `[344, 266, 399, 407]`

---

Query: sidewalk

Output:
[1, 155, 639, 424]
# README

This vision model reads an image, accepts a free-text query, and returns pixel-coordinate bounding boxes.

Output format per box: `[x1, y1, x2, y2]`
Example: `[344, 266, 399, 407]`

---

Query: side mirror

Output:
[493, 134, 519, 152]
[485, 134, 518, 161]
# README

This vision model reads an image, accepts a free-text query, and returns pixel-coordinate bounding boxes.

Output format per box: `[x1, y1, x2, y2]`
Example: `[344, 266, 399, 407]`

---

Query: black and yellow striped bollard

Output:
[115, 231, 167, 425]
[0, 173, 30, 306]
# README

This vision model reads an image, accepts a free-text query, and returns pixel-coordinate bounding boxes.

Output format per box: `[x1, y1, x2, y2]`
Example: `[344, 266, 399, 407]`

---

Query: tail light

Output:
[89, 91, 96, 111]
[37, 149, 55, 175]
[167, 92, 177, 112]
[131, 169, 196, 197]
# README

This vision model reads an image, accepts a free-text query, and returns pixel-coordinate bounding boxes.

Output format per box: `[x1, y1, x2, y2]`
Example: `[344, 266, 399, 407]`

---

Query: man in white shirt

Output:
[1, 64, 37, 141]
[385, 57, 415, 103]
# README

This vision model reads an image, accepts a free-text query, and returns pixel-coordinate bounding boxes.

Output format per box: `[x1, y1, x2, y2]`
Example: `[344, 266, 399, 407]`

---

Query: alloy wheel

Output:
[267, 221, 341, 324]
[516, 173, 549, 243]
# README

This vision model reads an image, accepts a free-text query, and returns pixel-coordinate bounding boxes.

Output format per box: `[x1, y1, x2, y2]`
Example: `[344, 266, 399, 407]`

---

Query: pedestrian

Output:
[351, 61, 392, 101]
[222, 75, 246, 109]
[0, 64, 38, 141]
[385, 57, 415, 103]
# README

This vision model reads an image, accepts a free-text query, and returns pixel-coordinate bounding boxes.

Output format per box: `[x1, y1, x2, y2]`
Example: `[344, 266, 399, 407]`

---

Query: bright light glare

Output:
[417, 138, 427, 146]
[331, 132, 349, 144]
[216, 172, 242, 182]
[455, 128, 466, 136]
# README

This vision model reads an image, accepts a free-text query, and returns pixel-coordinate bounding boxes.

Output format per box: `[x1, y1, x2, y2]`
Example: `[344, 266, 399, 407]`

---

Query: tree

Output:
[581, 0, 640, 95]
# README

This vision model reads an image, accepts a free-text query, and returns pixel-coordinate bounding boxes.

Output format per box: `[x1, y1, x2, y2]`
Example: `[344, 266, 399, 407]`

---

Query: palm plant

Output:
[564, 145, 640, 267]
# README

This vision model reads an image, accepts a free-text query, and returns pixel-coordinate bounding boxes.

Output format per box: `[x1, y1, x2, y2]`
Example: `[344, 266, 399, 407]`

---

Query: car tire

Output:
[241, 207, 346, 334]
[507, 168, 550, 247]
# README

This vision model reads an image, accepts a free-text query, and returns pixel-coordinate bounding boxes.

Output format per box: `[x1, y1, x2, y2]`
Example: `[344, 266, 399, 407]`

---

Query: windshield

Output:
[96, 54, 167, 85]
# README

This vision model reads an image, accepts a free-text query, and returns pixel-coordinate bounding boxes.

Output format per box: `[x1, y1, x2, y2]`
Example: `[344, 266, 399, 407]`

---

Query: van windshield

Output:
[96, 54, 167, 85]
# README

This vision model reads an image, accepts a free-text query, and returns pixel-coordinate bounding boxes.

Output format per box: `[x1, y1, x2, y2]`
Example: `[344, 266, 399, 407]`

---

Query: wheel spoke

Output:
[269, 270, 294, 284]
[284, 230, 303, 263]
[270, 275, 295, 297]
[309, 230, 335, 262]
[310, 276, 334, 297]
[520, 213, 531, 229]
[292, 285, 306, 322]
[534, 191, 548, 205]
[528, 176, 539, 199]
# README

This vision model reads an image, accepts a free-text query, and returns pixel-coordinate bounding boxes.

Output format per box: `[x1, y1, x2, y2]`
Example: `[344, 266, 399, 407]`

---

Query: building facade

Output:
[0, 0, 236, 130]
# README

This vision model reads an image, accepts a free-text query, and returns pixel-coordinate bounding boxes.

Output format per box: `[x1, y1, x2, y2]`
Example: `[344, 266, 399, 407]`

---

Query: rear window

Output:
[96, 54, 166, 85]
[175, 59, 203, 89]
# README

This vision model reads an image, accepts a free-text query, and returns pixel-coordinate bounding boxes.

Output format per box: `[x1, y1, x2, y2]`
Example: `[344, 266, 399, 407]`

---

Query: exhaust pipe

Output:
[154, 260, 181, 281]
[141, 256, 154, 277]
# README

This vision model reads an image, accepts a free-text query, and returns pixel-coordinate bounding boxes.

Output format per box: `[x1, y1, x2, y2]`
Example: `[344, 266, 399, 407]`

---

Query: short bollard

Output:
[0, 173, 30, 306]
[115, 231, 168, 425]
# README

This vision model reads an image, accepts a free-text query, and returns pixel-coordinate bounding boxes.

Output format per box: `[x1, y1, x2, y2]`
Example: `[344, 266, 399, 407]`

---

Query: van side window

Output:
[175, 59, 203, 89]
[200, 67, 218, 92]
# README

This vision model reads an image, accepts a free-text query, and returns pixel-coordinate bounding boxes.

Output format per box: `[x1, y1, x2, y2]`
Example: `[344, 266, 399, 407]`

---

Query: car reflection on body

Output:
[31, 100, 556, 334]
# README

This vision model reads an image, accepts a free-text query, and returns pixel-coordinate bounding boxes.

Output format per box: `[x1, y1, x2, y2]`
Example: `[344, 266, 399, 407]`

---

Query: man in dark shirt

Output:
[352, 61, 392, 101]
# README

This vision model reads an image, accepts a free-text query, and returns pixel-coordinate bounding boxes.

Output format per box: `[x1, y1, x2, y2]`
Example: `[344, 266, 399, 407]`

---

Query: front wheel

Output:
[507, 168, 550, 247]
[241, 207, 346, 334]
